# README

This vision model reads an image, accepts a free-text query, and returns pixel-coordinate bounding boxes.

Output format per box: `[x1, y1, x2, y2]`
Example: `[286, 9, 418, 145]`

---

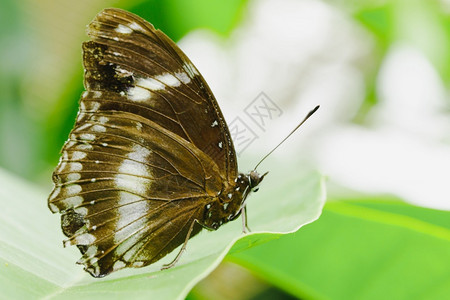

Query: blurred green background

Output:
[1, 0, 449, 299]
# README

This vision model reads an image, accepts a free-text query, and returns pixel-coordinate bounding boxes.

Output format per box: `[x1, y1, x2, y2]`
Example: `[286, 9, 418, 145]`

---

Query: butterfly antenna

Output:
[253, 105, 320, 170]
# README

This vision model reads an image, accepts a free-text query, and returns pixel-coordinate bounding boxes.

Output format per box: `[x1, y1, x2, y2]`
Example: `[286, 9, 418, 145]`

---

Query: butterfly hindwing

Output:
[48, 107, 221, 276]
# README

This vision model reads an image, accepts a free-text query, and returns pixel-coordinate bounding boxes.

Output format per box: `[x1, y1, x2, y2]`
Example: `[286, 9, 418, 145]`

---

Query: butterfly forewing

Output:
[85, 8, 237, 178]
[48, 8, 240, 277]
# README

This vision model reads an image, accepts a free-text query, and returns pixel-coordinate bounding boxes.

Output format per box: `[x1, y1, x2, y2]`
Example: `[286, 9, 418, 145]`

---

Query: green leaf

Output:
[352, 0, 450, 84]
[228, 198, 450, 300]
[0, 161, 325, 299]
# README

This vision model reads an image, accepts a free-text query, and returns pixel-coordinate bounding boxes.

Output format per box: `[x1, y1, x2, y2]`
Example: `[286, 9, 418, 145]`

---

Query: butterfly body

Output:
[201, 173, 247, 230]
[48, 8, 265, 277]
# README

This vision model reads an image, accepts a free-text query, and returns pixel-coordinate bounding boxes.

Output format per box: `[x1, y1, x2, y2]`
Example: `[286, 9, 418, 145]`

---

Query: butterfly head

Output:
[248, 170, 268, 193]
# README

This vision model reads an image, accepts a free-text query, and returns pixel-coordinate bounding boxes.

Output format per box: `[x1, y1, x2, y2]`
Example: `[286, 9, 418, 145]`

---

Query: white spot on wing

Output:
[76, 112, 85, 122]
[184, 62, 199, 77]
[98, 116, 109, 124]
[114, 146, 153, 248]
[114, 192, 149, 245]
[115, 24, 132, 34]
[218, 142, 223, 149]
[132, 261, 144, 267]
[89, 257, 99, 265]
[115, 144, 152, 194]
[190, 63, 199, 75]
[67, 184, 82, 195]
[175, 71, 191, 84]
[66, 173, 81, 182]
[83, 245, 98, 257]
[127, 144, 151, 161]
[127, 86, 152, 102]
[113, 260, 126, 271]
[116, 67, 133, 77]
[74, 233, 96, 245]
[77, 143, 93, 151]
[156, 73, 181, 87]
[64, 140, 75, 148]
[69, 163, 83, 172]
[117, 160, 149, 179]
[129, 22, 144, 31]
[80, 133, 96, 141]
[64, 195, 83, 207]
[136, 77, 165, 91]
[48, 202, 58, 212]
[123, 248, 137, 262]
[74, 206, 88, 215]
[211, 120, 218, 127]
[72, 151, 87, 160]
[92, 125, 106, 133]
[76, 123, 91, 131]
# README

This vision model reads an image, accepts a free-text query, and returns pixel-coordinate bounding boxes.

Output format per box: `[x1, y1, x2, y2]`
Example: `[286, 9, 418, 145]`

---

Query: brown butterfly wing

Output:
[48, 8, 237, 277]
[85, 8, 237, 179]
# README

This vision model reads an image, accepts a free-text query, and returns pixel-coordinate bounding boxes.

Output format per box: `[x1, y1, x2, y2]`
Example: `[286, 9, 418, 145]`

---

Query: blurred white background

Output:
[179, 0, 450, 210]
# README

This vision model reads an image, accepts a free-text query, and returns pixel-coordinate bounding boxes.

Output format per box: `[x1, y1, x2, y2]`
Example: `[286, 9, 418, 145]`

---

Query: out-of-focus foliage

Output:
[228, 198, 450, 300]
[0, 0, 39, 179]
[334, 0, 450, 121]
[352, 0, 450, 82]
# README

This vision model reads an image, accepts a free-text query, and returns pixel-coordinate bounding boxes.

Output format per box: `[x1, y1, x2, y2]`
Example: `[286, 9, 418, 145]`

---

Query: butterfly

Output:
[47, 7, 269, 278]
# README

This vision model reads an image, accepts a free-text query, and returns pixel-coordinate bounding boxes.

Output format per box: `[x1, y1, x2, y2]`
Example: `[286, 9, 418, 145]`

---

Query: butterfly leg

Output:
[161, 219, 198, 270]
[241, 205, 251, 233]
